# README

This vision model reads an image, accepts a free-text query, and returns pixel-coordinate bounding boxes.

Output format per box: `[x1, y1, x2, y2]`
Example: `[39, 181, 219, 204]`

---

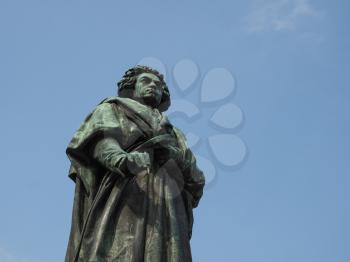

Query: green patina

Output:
[65, 66, 205, 262]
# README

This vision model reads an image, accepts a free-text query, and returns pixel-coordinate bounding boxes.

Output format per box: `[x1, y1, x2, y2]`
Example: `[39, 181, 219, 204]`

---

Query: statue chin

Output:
[136, 95, 160, 109]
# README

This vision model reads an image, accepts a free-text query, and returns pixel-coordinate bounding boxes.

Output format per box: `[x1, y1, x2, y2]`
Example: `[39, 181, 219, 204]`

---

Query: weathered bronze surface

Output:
[65, 66, 205, 262]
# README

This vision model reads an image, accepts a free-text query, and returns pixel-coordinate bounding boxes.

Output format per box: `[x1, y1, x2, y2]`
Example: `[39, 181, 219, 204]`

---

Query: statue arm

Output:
[172, 127, 205, 208]
[91, 137, 151, 177]
[181, 149, 205, 208]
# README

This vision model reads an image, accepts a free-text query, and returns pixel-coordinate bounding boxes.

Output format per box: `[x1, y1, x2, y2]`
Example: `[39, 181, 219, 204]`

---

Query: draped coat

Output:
[65, 97, 205, 262]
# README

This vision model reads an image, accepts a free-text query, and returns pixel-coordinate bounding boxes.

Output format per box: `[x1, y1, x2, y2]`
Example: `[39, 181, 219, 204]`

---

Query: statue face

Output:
[133, 72, 163, 108]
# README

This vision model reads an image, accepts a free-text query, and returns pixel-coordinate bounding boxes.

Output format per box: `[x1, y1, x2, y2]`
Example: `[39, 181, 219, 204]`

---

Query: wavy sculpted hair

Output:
[117, 65, 171, 112]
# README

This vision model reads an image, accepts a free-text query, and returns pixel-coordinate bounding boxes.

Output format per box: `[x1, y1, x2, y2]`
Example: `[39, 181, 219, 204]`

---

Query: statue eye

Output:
[140, 77, 150, 83]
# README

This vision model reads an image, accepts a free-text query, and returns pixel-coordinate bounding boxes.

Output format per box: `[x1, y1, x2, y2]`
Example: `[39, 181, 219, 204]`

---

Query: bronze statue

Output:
[65, 65, 205, 262]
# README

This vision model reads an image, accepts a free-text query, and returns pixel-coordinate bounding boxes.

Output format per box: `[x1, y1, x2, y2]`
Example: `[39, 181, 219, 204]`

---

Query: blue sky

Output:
[1, 0, 350, 261]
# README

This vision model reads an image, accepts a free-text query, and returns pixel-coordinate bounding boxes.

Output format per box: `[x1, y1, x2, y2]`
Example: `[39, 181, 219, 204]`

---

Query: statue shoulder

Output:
[98, 96, 133, 106]
[81, 97, 127, 124]
[93, 96, 134, 114]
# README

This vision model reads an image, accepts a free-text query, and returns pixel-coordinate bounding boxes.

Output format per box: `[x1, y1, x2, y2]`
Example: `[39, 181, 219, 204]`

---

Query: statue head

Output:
[117, 65, 171, 112]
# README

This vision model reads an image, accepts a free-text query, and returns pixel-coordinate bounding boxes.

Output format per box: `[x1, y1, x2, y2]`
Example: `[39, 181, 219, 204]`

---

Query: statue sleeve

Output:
[66, 101, 151, 191]
[66, 102, 123, 168]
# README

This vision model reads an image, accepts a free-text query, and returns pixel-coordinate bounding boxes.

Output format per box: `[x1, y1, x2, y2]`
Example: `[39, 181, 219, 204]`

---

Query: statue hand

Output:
[126, 151, 151, 175]
[154, 145, 184, 168]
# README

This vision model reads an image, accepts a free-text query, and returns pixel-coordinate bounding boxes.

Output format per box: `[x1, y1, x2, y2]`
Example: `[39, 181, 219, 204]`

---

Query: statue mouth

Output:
[145, 88, 156, 94]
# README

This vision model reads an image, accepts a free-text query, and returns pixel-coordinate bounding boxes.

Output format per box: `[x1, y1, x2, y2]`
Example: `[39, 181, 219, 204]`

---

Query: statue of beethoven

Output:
[65, 65, 205, 262]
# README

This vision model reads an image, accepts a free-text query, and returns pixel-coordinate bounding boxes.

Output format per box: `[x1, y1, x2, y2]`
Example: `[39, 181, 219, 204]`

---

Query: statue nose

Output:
[148, 82, 157, 88]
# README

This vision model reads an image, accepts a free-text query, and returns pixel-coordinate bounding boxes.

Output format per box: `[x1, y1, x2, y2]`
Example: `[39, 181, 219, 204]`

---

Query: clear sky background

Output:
[1, 0, 350, 261]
